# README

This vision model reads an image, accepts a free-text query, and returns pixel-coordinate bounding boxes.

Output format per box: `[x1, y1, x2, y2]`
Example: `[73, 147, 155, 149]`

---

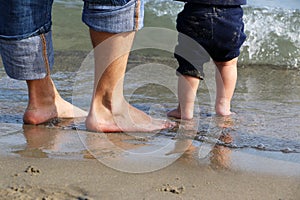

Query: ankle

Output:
[28, 94, 55, 109]
[179, 102, 195, 120]
[181, 111, 194, 120]
[27, 84, 56, 108]
[215, 98, 231, 116]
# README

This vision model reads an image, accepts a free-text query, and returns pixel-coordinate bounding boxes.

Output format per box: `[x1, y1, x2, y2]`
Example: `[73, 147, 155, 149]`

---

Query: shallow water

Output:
[52, 0, 300, 68]
[0, 52, 300, 166]
[0, 2, 299, 174]
[0, 121, 299, 176]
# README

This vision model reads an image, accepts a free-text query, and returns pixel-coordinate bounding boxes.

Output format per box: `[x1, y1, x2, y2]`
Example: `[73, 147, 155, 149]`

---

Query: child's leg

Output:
[214, 58, 238, 116]
[167, 75, 200, 120]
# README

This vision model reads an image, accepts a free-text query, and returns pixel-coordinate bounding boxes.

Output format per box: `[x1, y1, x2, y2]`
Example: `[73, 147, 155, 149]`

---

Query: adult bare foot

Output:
[85, 31, 175, 133]
[86, 101, 174, 133]
[24, 104, 57, 125]
[23, 94, 87, 125]
[23, 77, 87, 125]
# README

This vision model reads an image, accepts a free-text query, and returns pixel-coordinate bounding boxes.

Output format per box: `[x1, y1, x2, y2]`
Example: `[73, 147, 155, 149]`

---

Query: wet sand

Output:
[0, 123, 299, 200]
[0, 149, 299, 200]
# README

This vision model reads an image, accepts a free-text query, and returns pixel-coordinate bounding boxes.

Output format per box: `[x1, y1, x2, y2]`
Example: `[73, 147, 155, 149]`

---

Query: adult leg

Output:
[0, 36, 87, 125]
[85, 29, 173, 132]
[0, 0, 87, 125]
[214, 58, 238, 116]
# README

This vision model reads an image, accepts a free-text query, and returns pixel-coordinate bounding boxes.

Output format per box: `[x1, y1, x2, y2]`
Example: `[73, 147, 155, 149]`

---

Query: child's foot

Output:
[215, 99, 233, 116]
[167, 108, 182, 119]
[167, 105, 194, 120]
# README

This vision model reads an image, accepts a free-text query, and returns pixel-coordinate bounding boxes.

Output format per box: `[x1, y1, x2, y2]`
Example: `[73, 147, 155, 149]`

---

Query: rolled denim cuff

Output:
[82, 0, 144, 33]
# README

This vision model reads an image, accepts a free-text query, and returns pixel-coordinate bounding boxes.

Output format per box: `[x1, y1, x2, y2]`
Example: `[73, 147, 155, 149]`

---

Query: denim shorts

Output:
[0, 0, 53, 40]
[175, 3, 247, 79]
[0, 0, 54, 80]
[0, 31, 54, 80]
[82, 0, 144, 33]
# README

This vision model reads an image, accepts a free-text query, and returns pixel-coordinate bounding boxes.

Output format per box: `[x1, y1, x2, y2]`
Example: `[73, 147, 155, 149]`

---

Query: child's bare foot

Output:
[167, 108, 182, 119]
[167, 104, 194, 120]
[215, 107, 233, 116]
[215, 99, 233, 116]
[216, 109, 233, 116]
[86, 102, 174, 133]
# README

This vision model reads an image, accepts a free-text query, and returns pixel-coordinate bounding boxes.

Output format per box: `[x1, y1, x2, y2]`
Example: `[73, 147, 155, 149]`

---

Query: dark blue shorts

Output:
[175, 3, 247, 79]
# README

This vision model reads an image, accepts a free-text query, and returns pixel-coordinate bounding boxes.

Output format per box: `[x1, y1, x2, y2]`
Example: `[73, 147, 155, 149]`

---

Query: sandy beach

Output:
[0, 2, 299, 199]
[0, 123, 299, 200]
[0, 152, 299, 200]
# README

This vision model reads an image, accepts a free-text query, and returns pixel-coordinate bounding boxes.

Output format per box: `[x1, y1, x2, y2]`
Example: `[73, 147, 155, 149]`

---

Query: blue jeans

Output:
[0, 0, 53, 40]
[0, 32, 54, 80]
[82, 0, 144, 33]
[0, 0, 144, 80]
[0, 0, 54, 80]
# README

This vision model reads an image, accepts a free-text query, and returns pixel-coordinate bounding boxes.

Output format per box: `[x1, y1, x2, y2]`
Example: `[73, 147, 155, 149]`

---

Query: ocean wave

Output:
[146, 1, 300, 68]
[54, 0, 300, 68]
[241, 6, 300, 68]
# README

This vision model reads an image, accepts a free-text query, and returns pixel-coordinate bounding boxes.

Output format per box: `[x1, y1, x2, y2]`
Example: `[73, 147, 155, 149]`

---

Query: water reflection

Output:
[11, 116, 234, 172]
[14, 122, 83, 159]
[209, 139, 232, 170]
[6, 110, 299, 174]
[171, 116, 235, 170]
[14, 125, 58, 158]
